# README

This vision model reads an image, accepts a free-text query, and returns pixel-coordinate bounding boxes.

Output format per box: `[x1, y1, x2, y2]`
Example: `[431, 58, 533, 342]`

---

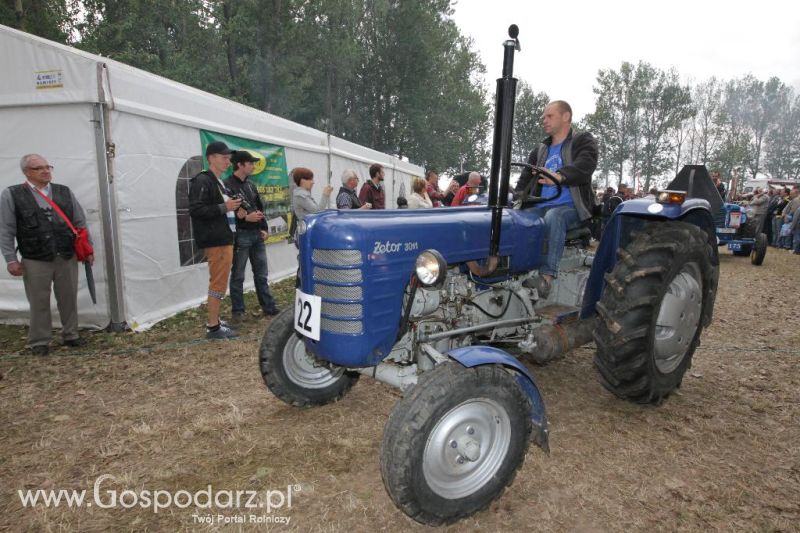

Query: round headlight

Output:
[415, 250, 447, 286]
[296, 220, 307, 236]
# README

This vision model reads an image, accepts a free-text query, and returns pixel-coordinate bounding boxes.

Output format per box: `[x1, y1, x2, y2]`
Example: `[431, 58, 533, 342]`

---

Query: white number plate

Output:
[729, 212, 741, 228]
[294, 289, 322, 341]
[717, 228, 736, 234]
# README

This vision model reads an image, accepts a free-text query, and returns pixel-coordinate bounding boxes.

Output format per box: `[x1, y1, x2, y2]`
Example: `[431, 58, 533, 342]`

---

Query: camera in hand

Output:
[231, 192, 254, 213]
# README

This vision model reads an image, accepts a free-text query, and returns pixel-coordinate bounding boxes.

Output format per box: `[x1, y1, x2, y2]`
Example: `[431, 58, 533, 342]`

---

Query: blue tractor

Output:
[715, 202, 768, 265]
[258, 26, 720, 525]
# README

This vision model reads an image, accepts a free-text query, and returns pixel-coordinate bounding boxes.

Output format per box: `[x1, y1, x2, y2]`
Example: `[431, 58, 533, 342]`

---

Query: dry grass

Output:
[1, 248, 799, 531]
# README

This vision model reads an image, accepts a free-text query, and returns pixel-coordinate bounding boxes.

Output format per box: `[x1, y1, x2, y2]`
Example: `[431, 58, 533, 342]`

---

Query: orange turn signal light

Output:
[657, 191, 686, 204]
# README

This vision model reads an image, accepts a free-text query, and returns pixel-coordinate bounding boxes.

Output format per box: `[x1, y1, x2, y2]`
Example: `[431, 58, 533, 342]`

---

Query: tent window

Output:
[176, 156, 206, 267]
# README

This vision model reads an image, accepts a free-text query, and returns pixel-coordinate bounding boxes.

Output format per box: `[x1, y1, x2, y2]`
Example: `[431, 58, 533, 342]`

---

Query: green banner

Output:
[200, 130, 290, 243]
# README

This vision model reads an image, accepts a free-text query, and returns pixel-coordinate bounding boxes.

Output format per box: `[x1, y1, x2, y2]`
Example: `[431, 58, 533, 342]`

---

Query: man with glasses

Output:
[336, 169, 371, 209]
[189, 141, 242, 339]
[0, 154, 93, 355]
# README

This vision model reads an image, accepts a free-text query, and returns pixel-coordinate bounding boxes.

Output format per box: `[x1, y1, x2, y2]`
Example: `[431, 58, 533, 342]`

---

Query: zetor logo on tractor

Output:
[258, 26, 720, 526]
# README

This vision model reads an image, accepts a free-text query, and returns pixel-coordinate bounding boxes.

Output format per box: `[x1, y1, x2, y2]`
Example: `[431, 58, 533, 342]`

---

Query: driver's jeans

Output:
[527, 205, 581, 278]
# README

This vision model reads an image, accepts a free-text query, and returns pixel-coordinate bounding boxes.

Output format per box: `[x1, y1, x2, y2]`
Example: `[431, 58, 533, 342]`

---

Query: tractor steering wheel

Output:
[511, 163, 563, 207]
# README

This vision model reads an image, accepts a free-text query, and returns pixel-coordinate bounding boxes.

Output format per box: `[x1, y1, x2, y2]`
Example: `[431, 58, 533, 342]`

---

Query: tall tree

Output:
[587, 61, 650, 187]
[764, 90, 800, 180]
[637, 68, 694, 190]
[511, 81, 548, 163]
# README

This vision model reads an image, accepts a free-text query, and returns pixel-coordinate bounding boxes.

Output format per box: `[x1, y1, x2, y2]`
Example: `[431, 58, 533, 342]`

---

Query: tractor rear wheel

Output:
[751, 233, 767, 265]
[593, 221, 718, 404]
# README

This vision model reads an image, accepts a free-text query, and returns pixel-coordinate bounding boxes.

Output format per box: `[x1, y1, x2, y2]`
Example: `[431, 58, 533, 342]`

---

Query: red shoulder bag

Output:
[26, 184, 94, 262]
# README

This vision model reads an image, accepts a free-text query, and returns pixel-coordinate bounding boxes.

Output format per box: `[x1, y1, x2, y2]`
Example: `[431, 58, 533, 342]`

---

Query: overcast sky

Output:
[451, 0, 800, 122]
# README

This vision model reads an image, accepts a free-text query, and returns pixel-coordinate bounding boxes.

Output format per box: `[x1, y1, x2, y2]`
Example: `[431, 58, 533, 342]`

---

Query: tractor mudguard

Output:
[447, 345, 549, 451]
[582, 199, 718, 320]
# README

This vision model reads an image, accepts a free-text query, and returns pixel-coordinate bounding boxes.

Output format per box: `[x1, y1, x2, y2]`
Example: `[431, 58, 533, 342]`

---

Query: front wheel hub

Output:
[422, 399, 511, 499]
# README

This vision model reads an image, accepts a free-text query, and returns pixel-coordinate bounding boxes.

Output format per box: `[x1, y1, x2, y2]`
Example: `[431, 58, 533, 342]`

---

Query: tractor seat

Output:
[565, 225, 592, 246]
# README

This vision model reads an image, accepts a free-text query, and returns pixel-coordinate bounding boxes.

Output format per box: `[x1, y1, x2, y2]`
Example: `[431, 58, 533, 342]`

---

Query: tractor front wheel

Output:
[594, 221, 718, 404]
[380, 363, 532, 525]
[259, 308, 358, 407]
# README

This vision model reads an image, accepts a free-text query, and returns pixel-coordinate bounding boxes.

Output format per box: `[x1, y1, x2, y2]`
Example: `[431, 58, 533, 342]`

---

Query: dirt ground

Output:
[1, 247, 798, 532]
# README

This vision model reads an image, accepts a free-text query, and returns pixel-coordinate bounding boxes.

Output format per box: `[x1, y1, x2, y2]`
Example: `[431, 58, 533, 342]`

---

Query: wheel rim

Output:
[422, 398, 511, 500]
[282, 334, 344, 389]
[653, 262, 703, 374]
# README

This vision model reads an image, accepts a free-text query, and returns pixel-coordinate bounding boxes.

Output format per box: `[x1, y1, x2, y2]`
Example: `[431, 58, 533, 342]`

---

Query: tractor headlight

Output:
[296, 220, 307, 236]
[415, 250, 447, 286]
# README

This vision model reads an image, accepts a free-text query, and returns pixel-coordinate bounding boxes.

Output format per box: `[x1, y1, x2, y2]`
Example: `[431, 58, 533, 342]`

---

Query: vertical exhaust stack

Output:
[470, 26, 519, 278]
[488, 25, 520, 254]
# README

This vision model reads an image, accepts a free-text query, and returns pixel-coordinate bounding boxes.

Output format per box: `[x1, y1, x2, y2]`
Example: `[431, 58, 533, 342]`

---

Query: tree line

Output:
[3, 0, 491, 174]
[4, 1, 799, 188]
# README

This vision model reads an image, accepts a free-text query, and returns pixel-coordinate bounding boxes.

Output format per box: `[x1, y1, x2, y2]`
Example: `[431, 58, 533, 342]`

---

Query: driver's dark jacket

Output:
[514, 128, 599, 221]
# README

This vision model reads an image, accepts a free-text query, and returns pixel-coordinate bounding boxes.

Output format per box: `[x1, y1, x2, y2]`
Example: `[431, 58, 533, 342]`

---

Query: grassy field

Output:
[1, 250, 798, 531]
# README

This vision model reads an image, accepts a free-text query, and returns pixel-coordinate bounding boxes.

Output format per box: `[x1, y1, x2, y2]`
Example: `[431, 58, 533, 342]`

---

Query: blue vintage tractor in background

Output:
[257, 26, 720, 525]
[715, 202, 768, 265]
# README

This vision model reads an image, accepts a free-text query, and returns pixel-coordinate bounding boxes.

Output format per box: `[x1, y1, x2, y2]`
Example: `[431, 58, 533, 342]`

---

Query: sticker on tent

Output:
[35, 70, 63, 90]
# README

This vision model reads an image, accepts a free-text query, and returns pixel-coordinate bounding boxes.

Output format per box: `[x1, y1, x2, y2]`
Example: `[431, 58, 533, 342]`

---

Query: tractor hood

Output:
[296, 206, 545, 366]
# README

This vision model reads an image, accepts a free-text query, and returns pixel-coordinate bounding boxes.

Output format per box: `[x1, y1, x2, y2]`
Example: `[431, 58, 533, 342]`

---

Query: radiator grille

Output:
[313, 249, 362, 266]
[314, 266, 363, 283]
[314, 284, 363, 300]
[321, 302, 363, 318]
[322, 317, 363, 334]
[311, 248, 365, 335]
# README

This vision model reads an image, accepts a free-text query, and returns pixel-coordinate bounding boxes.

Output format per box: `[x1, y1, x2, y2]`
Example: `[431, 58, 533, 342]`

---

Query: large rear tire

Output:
[259, 308, 358, 407]
[380, 363, 532, 525]
[593, 221, 717, 404]
[751, 233, 767, 265]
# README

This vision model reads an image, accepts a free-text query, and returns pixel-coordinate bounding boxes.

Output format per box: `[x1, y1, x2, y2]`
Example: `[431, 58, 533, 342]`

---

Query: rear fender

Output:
[582, 199, 719, 320]
[447, 345, 549, 452]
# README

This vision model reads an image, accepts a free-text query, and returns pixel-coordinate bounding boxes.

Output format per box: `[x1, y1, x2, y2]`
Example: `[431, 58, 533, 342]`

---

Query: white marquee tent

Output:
[0, 25, 423, 331]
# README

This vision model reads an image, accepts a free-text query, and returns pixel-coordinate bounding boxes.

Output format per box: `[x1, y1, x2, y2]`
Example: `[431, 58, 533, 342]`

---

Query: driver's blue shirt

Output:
[539, 142, 574, 208]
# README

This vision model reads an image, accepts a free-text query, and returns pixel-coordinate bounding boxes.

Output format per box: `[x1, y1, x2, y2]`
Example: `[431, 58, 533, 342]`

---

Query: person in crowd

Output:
[424, 169, 445, 207]
[0, 154, 94, 355]
[358, 163, 386, 209]
[397, 197, 408, 209]
[189, 141, 241, 339]
[781, 186, 800, 225]
[407, 177, 433, 208]
[336, 169, 371, 210]
[748, 187, 769, 234]
[290, 167, 333, 287]
[770, 189, 790, 246]
[443, 179, 460, 206]
[292, 167, 333, 223]
[451, 172, 482, 206]
[711, 171, 726, 199]
[791, 205, 800, 254]
[224, 150, 278, 323]
[513, 100, 599, 298]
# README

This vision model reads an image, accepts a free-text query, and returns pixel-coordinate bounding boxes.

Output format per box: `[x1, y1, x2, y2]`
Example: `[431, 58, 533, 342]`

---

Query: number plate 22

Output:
[294, 289, 322, 341]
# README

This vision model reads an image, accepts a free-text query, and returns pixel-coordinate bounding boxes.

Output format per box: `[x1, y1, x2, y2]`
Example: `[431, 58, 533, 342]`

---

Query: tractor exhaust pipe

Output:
[518, 318, 597, 365]
[486, 25, 520, 263]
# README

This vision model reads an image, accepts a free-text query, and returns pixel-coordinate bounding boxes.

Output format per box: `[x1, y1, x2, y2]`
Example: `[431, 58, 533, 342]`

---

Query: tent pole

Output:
[92, 101, 128, 332]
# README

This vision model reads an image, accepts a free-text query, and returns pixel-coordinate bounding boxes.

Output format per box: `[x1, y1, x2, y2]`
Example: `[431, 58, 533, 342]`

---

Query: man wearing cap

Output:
[0, 154, 93, 355]
[189, 141, 241, 339]
[224, 150, 279, 322]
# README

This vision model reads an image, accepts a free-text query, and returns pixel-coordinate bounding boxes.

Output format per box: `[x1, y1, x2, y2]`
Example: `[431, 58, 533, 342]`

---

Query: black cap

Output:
[205, 141, 232, 157]
[231, 150, 260, 164]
